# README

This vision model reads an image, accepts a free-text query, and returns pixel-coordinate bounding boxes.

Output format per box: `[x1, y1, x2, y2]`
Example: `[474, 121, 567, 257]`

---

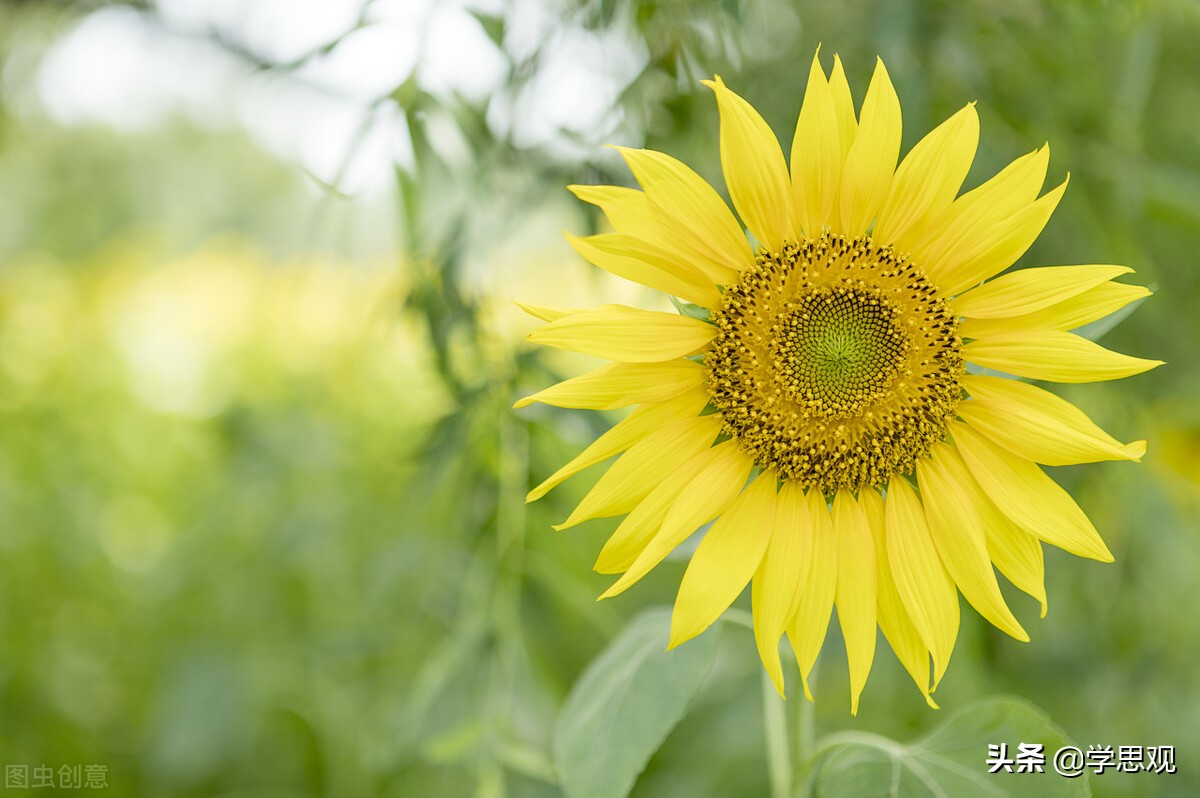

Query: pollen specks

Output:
[706, 232, 963, 495]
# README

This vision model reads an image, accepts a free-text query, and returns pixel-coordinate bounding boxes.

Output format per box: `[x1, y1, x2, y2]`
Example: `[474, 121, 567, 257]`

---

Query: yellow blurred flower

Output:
[0, 237, 441, 419]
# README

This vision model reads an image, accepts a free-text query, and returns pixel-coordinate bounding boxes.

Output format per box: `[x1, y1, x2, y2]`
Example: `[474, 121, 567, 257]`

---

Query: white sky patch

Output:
[234, 70, 405, 194]
[492, 19, 648, 158]
[157, 0, 366, 65]
[501, 0, 558, 62]
[416, 4, 509, 104]
[32, 0, 641, 186]
[293, 23, 420, 103]
[36, 6, 244, 132]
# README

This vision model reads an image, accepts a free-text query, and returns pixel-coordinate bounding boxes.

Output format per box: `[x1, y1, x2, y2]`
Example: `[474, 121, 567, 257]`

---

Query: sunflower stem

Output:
[797, 681, 816, 769]
[762, 668, 792, 798]
[792, 655, 819, 797]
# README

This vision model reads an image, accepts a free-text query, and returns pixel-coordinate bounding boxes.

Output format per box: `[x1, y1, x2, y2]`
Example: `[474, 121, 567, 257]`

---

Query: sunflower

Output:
[515, 52, 1161, 712]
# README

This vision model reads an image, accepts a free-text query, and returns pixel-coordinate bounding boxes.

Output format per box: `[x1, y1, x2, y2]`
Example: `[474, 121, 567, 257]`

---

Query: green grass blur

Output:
[0, 0, 1197, 796]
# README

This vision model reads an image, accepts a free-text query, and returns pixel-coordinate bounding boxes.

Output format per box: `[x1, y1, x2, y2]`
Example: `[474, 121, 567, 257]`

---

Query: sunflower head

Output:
[517, 52, 1161, 713]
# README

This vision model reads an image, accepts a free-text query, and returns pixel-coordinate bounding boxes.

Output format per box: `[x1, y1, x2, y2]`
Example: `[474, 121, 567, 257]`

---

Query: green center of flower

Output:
[705, 232, 964, 494]
[773, 287, 909, 416]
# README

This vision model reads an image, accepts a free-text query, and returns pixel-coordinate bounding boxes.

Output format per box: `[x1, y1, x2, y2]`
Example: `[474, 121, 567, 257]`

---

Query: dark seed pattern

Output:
[705, 232, 964, 495]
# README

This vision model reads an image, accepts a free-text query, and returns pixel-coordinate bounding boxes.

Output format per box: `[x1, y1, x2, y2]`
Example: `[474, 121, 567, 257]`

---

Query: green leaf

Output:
[497, 736, 557, 784]
[468, 10, 505, 49]
[812, 697, 1091, 798]
[553, 607, 720, 798]
[669, 294, 713, 323]
[1072, 291, 1150, 342]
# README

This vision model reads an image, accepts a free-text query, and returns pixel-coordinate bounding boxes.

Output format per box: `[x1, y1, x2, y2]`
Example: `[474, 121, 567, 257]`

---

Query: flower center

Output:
[773, 287, 909, 416]
[706, 232, 964, 495]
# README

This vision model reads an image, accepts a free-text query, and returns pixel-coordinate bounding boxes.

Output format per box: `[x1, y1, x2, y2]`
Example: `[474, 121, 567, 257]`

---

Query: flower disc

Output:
[707, 232, 964, 495]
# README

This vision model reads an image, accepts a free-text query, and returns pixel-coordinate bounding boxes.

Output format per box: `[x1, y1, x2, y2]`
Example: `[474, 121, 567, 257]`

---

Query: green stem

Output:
[477, 414, 529, 797]
[792, 654, 819, 798]
[762, 668, 792, 798]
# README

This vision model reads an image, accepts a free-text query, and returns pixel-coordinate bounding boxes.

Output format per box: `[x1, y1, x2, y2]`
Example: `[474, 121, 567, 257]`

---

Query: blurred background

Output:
[0, 0, 1196, 795]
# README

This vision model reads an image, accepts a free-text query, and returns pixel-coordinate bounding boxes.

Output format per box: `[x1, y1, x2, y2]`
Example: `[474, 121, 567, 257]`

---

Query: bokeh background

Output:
[0, 0, 1197, 795]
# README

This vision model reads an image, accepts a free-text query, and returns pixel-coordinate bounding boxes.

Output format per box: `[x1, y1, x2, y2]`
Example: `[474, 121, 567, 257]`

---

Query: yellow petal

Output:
[594, 440, 738, 574]
[884, 475, 960, 690]
[931, 441, 1049, 616]
[670, 474, 777, 649]
[963, 330, 1163, 383]
[838, 57, 901, 236]
[514, 302, 574, 323]
[615, 147, 753, 271]
[527, 387, 710, 502]
[909, 146, 1049, 271]
[832, 488, 877, 715]
[952, 264, 1131, 319]
[528, 304, 715, 362]
[951, 422, 1115, 562]
[600, 443, 754, 597]
[860, 488, 937, 708]
[555, 414, 721, 529]
[752, 480, 813, 697]
[984, 518, 1048, 619]
[786, 489, 837, 700]
[1020, 281, 1150, 333]
[932, 176, 1069, 298]
[872, 103, 979, 249]
[958, 280, 1151, 339]
[702, 76, 796, 252]
[568, 186, 740, 287]
[790, 52, 842, 237]
[959, 374, 1145, 466]
[565, 231, 723, 308]
[828, 54, 858, 157]
[917, 443, 1029, 642]
[514, 359, 705, 410]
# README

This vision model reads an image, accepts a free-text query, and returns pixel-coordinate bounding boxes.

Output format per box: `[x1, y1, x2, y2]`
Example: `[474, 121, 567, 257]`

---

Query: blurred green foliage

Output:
[0, 0, 1197, 796]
